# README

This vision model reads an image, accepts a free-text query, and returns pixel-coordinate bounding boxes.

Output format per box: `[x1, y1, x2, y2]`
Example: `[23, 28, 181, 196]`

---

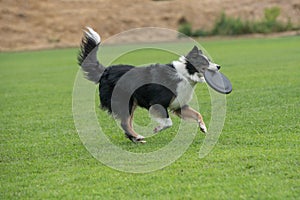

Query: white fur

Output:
[172, 57, 189, 80]
[153, 117, 173, 133]
[208, 62, 219, 71]
[170, 79, 194, 109]
[134, 135, 146, 143]
[170, 54, 218, 109]
[190, 73, 205, 83]
[199, 122, 207, 133]
[179, 55, 186, 63]
[201, 54, 220, 71]
[170, 56, 198, 109]
[172, 56, 207, 82]
[85, 27, 101, 44]
[154, 117, 173, 127]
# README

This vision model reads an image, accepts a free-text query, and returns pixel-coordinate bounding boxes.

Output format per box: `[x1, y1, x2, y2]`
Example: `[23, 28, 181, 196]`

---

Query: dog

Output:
[78, 27, 221, 143]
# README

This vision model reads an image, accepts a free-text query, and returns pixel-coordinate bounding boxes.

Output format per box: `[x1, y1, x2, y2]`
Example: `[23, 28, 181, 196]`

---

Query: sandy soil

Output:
[0, 0, 300, 51]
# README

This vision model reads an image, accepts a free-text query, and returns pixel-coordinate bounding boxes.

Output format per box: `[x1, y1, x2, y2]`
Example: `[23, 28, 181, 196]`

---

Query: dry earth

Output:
[1, 0, 300, 51]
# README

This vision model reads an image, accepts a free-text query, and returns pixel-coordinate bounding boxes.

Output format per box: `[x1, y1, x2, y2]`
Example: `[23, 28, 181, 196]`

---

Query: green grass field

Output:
[1, 36, 299, 199]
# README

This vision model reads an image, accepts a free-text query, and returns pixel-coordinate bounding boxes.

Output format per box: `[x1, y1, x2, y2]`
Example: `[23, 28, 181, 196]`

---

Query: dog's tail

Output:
[77, 27, 105, 83]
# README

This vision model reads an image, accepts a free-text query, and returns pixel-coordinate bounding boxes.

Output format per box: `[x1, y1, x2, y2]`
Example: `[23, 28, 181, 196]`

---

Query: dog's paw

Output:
[133, 135, 146, 144]
[199, 122, 207, 134]
[126, 134, 146, 143]
[153, 126, 165, 133]
[153, 125, 171, 134]
[153, 126, 161, 133]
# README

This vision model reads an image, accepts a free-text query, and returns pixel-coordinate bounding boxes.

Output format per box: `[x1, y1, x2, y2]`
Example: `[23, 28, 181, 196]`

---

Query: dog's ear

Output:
[187, 46, 203, 55]
[191, 46, 199, 53]
[185, 46, 201, 71]
[186, 46, 199, 58]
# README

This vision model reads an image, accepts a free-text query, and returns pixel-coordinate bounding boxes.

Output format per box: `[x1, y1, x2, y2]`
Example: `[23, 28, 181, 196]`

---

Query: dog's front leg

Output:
[149, 104, 173, 133]
[174, 105, 207, 133]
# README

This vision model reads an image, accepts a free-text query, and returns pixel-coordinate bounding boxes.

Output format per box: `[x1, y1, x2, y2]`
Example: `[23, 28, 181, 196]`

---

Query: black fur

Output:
[77, 28, 213, 142]
[99, 64, 177, 119]
[185, 60, 199, 75]
[99, 64, 134, 113]
[77, 36, 98, 66]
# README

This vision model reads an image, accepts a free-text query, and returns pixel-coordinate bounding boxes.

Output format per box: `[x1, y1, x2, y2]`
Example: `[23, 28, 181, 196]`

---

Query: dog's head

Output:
[186, 46, 220, 72]
[178, 46, 220, 82]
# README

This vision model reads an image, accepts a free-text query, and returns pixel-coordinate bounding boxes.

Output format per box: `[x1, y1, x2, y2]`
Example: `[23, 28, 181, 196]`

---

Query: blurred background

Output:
[1, 0, 300, 51]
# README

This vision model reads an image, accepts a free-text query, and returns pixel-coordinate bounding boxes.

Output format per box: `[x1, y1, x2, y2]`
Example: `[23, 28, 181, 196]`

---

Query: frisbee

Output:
[204, 70, 232, 94]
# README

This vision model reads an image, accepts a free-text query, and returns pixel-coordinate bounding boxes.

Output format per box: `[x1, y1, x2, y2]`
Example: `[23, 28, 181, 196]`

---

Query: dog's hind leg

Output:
[121, 117, 146, 143]
[129, 103, 137, 131]
[173, 105, 207, 133]
[121, 104, 146, 143]
[149, 104, 173, 133]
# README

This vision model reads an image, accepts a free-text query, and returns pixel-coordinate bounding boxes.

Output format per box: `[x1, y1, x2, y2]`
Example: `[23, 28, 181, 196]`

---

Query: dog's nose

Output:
[217, 65, 221, 70]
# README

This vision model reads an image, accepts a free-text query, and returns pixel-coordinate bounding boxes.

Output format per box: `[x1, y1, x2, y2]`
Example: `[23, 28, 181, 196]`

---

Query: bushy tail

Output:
[77, 27, 105, 83]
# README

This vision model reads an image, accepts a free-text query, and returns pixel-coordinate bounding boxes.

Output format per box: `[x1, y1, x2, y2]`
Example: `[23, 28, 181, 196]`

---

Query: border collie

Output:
[78, 27, 221, 143]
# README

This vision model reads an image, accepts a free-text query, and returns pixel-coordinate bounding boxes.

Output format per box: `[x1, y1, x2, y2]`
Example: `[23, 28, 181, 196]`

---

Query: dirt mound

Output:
[1, 0, 300, 51]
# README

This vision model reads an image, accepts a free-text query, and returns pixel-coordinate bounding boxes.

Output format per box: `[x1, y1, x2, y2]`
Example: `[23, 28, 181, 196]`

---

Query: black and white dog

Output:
[78, 27, 221, 143]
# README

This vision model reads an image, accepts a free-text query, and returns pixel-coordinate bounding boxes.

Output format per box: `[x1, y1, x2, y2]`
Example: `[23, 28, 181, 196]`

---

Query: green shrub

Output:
[211, 12, 248, 35]
[178, 22, 193, 37]
[264, 7, 281, 23]
[178, 6, 298, 37]
[192, 29, 210, 37]
[178, 22, 210, 37]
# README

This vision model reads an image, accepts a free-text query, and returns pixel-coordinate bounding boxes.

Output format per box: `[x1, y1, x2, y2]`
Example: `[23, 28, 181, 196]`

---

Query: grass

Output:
[1, 36, 300, 199]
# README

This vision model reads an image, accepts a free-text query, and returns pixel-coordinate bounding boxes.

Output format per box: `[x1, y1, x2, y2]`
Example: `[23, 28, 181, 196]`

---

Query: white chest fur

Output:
[170, 79, 195, 109]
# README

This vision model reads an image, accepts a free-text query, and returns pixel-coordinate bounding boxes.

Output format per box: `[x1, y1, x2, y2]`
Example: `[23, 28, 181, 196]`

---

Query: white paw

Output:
[153, 125, 171, 133]
[134, 135, 146, 144]
[153, 117, 172, 133]
[153, 126, 163, 133]
[199, 122, 207, 133]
